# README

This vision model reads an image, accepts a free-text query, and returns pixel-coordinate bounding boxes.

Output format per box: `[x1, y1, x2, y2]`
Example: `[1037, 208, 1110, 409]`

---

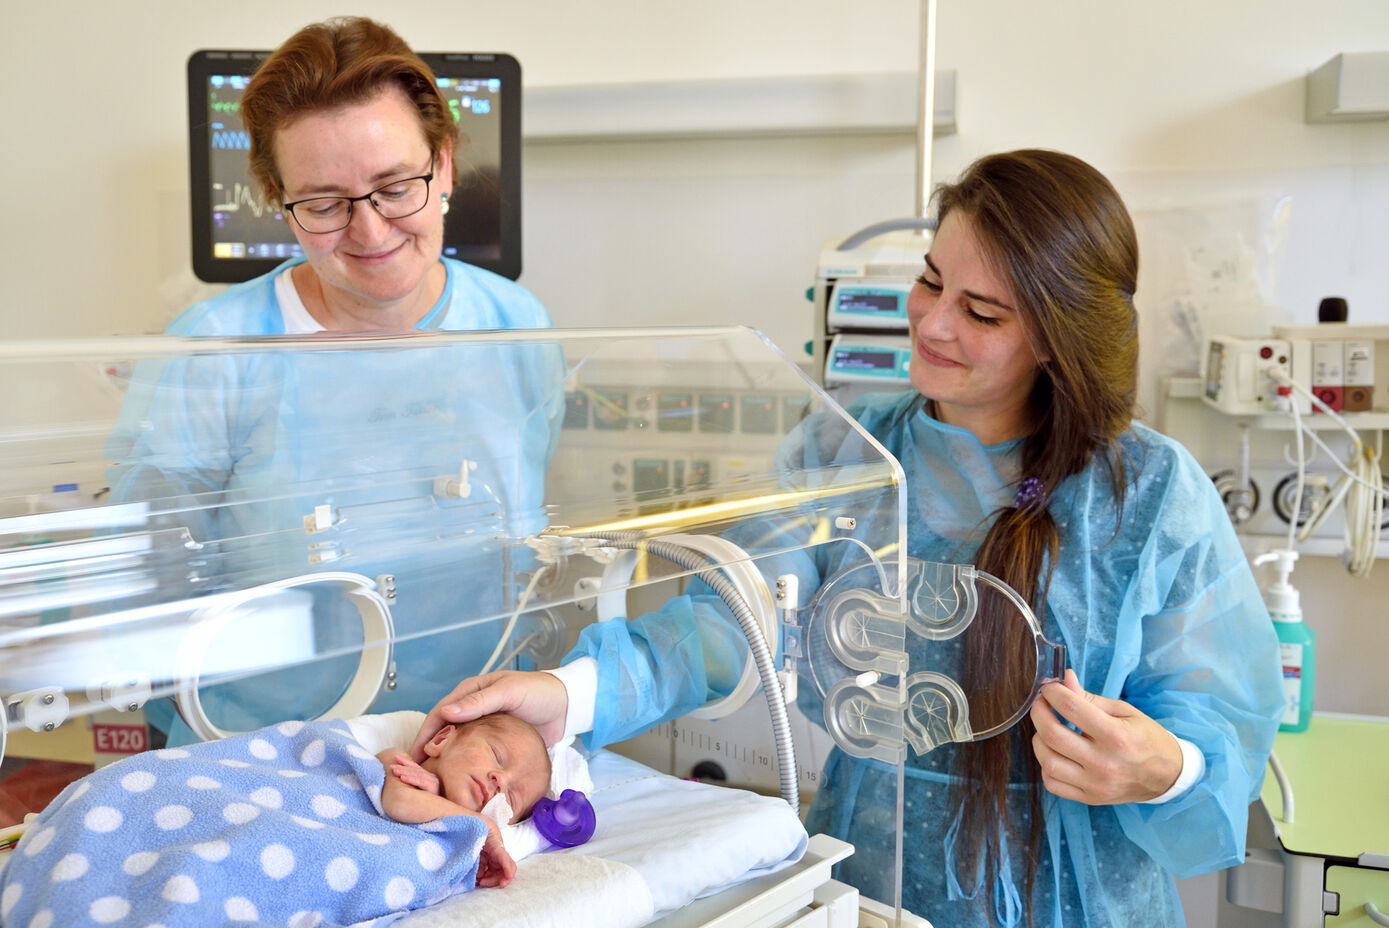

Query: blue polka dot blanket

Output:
[0, 719, 489, 927]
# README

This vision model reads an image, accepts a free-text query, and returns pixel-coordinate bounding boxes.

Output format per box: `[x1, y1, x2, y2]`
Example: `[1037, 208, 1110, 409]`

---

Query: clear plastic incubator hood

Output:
[0, 327, 1060, 927]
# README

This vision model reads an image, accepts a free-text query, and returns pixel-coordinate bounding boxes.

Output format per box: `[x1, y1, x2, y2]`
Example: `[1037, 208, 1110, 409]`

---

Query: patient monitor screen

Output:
[188, 50, 521, 284]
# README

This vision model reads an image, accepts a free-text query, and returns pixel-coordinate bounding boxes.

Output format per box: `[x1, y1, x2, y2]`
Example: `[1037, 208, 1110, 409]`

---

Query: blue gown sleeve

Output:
[104, 274, 285, 539]
[104, 352, 268, 544]
[560, 406, 878, 752]
[562, 509, 843, 751]
[1096, 442, 1285, 877]
[566, 594, 750, 750]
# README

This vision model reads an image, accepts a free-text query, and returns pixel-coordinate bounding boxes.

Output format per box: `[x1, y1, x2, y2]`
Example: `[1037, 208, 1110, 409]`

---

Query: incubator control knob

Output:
[691, 760, 727, 782]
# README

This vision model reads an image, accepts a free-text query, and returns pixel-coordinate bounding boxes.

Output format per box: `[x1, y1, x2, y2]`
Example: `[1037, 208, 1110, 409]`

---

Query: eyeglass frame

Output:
[281, 169, 436, 234]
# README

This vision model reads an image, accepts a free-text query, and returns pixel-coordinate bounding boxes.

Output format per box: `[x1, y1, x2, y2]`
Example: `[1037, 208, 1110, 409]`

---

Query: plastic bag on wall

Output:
[1130, 187, 1292, 417]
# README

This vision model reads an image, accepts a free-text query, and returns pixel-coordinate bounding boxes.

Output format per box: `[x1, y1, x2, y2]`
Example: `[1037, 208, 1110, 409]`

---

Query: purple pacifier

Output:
[531, 788, 596, 848]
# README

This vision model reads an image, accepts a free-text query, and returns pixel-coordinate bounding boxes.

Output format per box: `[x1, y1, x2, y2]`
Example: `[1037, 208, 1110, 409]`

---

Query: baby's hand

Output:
[388, 752, 441, 796]
[474, 816, 517, 889]
[378, 749, 453, 824]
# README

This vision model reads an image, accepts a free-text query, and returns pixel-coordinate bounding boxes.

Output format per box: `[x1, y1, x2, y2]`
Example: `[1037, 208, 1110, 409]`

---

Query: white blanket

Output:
[350, 713, 809, 928]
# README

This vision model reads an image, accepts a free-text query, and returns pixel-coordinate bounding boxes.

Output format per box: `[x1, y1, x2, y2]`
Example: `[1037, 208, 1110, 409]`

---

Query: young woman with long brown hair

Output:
[414, 149, 1284, 927]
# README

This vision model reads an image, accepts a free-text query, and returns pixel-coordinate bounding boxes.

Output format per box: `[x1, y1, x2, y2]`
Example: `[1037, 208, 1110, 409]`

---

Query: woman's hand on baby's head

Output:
[410, 670, 569, 762]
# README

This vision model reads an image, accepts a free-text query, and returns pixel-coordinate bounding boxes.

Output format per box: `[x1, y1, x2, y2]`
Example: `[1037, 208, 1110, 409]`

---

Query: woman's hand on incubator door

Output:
[1029, 669, 1184, 805]
[410, 670, 570, 762]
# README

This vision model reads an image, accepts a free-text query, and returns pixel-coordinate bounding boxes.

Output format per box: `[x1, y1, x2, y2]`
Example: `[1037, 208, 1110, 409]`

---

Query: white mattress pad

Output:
[388, 737, 808, 928]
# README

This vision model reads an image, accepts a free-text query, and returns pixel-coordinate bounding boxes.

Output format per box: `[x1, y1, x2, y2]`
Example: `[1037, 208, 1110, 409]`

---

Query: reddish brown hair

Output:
[240, 17, 456, 204]
[938, 149, 1138, 926]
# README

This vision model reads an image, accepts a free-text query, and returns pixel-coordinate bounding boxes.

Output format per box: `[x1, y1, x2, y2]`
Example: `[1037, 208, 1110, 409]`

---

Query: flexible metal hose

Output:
[591, 532, 799, 813]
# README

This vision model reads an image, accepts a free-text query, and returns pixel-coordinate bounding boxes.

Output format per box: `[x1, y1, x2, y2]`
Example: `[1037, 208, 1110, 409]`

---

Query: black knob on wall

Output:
[1319, 297, 1349, 322]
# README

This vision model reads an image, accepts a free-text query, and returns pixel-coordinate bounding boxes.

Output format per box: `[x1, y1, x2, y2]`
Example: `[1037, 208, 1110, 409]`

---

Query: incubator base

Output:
[1, 837, 938, 928]
[648, 834, 932, 928]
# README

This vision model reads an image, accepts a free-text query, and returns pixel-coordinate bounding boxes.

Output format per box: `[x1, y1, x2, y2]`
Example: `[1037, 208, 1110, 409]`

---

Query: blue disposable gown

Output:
[565, 390, 1284, 927]
[106, 257, 564, 742]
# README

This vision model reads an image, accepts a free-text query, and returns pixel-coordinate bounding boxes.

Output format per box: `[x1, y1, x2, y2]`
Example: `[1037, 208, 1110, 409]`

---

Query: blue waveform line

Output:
[211, 130, 251, 150]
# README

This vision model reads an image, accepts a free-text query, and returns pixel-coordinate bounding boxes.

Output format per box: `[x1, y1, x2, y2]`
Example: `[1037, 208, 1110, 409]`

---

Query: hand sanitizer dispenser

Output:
[1253, 549, 1315, 732]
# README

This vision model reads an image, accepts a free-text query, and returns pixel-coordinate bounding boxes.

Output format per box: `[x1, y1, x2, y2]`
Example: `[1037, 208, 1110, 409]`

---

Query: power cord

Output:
[1265, 366, 1383, 576]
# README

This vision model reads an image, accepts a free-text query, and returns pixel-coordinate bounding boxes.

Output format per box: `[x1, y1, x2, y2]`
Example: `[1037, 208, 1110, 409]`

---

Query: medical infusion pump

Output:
[812, 224, 930, 398]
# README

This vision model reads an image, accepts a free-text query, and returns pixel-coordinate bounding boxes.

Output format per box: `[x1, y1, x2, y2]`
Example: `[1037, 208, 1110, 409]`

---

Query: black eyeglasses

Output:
[283, 172, 435, 234]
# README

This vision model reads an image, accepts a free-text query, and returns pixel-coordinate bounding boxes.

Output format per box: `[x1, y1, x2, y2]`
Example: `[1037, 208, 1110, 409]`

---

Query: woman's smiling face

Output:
[907, 210, 1046, 443]
[273, 86, 452, 317]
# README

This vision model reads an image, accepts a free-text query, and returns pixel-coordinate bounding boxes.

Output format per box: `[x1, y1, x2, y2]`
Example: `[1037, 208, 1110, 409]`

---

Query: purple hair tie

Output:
[1015, 476, 1046, 509]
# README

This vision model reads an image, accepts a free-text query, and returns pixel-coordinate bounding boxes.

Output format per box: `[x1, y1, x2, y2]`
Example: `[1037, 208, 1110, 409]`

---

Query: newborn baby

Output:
[378, 713, 553, 877]
[0, 714, 549, 927]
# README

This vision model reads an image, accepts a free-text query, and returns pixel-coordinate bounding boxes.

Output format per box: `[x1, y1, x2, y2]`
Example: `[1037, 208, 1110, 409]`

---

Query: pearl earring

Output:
[440, 192, 450, 216]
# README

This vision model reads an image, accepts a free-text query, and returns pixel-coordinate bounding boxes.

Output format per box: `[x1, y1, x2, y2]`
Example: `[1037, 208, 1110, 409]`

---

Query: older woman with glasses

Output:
[105, 16, 560, 746]
[181, 15, 546, 335]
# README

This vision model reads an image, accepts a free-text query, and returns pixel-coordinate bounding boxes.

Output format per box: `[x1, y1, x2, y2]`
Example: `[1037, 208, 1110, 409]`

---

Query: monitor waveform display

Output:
[211, 129, 251, 150]
[212, 182, 271, 219]
[191, 51, 520, 282]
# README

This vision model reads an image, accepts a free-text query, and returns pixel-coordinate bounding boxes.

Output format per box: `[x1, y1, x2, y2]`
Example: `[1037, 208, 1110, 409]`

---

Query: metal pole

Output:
[915, 0, 938, 220]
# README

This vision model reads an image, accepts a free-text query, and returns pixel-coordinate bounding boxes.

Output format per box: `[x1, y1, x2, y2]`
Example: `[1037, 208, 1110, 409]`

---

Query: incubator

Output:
[0, 327, 1060, 927]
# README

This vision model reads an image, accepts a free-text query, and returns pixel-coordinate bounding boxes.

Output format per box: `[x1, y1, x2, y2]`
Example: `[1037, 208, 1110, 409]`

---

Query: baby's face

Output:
[423, 714, 550, 822]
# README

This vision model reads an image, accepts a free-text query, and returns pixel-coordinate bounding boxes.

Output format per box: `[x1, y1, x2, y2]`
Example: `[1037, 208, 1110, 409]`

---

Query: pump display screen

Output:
[837, 292, 902, 315]
[833, 349, 897, 371]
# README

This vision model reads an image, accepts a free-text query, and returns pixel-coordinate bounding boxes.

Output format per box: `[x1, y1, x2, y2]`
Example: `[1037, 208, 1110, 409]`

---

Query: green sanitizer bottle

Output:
[1254, 549, 1315, 732]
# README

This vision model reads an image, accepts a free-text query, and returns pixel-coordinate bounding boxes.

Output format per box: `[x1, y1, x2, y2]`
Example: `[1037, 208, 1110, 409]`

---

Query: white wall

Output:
[4, 0, 1386, 699]
[6, 0, 1387, 338]
[4, 4, 1385, 669]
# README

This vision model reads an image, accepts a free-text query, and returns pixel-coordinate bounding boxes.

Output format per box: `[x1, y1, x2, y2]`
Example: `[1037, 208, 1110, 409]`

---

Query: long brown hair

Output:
[939, 150, 1138, 924]
[240, 17, 457, 204]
